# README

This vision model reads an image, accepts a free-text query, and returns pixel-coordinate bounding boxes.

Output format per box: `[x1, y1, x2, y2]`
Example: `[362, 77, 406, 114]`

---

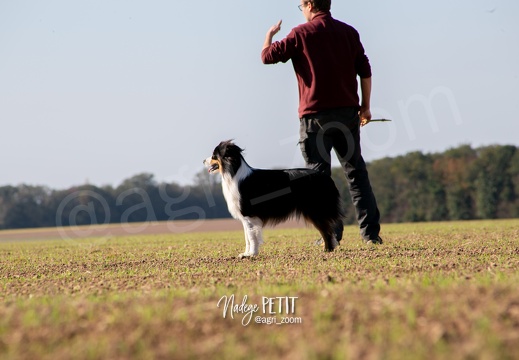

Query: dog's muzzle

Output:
[208, 163, 219, 173]
[203, 158, 220, 174]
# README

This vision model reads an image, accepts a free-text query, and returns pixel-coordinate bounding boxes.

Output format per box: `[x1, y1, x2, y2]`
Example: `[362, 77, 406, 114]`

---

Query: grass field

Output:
[1, 219, 519, 359]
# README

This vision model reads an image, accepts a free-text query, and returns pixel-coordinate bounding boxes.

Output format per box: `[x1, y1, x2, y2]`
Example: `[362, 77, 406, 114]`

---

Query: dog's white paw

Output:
[238, 253, 256, 259]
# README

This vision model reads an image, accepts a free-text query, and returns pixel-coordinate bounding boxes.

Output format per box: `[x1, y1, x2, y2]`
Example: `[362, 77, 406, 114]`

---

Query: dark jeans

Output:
[299, 107, 381, 241]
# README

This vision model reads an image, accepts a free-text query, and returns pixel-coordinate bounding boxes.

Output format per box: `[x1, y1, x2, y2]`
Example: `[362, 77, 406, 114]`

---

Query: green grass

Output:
[1, 219, 519, 359]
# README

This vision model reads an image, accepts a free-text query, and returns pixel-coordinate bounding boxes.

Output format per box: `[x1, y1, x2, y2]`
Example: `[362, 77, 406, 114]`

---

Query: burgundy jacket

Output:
[261, 11, 371, 118]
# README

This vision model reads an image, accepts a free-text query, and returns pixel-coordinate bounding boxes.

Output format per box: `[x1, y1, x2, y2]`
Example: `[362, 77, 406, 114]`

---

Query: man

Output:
[261, 0, 382, 245]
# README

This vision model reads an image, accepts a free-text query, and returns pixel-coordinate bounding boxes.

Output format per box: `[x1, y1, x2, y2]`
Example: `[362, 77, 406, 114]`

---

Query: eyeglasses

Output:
[298, 3, 307, 11]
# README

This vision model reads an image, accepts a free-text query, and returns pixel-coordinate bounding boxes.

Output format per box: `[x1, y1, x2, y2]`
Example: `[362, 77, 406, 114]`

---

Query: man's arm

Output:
[359, 77, 372, 127]
[262, 19, 282, 51]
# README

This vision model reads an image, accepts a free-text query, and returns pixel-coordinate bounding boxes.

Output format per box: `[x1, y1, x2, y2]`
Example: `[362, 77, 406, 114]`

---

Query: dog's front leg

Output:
[238, 217, 263, 259]
[239, 220, 252, 259]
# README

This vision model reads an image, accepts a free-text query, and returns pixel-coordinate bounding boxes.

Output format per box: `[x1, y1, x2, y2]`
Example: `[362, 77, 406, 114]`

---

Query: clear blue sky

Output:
[1, 0, 518, 189]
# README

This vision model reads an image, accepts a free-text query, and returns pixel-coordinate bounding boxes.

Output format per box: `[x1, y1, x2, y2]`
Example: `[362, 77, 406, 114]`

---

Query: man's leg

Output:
[299, 117, 333, 176]
[342, 156, 381, 241]
[299, 116, 343, 241]
[330, 109, 381, 242]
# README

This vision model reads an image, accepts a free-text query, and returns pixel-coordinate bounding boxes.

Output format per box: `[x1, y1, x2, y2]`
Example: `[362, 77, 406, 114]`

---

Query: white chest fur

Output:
[221, 162, 252, 220]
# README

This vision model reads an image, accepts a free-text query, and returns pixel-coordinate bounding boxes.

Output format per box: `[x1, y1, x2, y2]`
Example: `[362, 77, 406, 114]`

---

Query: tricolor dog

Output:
[203, 140, 344, 258]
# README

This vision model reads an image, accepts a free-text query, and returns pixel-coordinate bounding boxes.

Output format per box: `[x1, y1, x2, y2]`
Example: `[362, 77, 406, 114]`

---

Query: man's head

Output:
[299, 0, 331, 21]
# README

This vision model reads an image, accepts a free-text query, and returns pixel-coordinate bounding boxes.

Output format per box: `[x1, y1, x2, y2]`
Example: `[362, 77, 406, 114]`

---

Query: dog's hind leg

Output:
[239, 217, 263, 259]
[312, 221, 338, 252]
[323, 232, 339, 252]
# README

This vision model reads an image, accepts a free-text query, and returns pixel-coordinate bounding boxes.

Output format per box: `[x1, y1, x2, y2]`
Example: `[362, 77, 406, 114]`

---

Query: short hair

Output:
[309, 0, 331, 12]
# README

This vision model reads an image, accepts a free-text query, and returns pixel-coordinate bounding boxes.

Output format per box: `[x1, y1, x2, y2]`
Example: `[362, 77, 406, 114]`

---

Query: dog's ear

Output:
[220, 139, 234, 148]
[216, 140, 228, 157]
[216, 140, 235, 157]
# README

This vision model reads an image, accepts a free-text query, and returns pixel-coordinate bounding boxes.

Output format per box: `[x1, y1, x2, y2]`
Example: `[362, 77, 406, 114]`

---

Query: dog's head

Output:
[203, 140, 244, 176]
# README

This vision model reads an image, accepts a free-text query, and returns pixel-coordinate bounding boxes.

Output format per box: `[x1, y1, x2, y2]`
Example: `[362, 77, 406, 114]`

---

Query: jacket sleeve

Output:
[354, 33, 372, 78]
[261, 30, 297, 64]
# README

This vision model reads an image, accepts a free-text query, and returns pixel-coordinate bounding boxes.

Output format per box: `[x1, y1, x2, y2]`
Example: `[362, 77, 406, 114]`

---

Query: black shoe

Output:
[364, 236, 383, 245]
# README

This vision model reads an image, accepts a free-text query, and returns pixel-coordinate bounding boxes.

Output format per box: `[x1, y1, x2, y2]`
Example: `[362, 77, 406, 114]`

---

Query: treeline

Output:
[363, 144, 519, 223]
[1, 144, 518, 230]
[0, 172, 229, 230]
